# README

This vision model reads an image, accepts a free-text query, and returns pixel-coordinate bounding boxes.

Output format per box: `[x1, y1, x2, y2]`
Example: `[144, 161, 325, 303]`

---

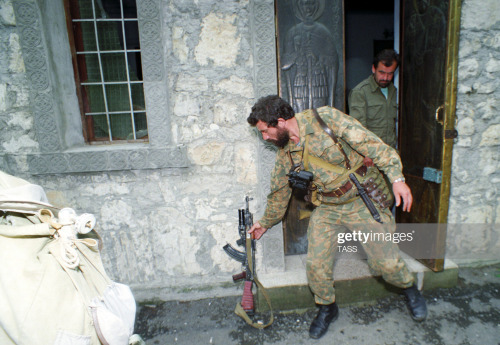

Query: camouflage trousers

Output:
[306, 196, 414, 305]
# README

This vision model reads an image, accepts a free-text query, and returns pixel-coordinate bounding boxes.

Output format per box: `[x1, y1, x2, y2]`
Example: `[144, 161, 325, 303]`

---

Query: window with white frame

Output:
[65, 0, 148, 143]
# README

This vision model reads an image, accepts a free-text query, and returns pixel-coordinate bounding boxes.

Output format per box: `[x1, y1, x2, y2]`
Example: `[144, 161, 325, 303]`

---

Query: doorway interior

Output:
[345, 0, 398, 111]
[282, 0, 400, 256]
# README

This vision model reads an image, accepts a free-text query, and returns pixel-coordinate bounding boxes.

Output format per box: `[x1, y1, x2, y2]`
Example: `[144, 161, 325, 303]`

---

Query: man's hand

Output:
[393, 181, 413, 212]
[248, 222, 268, 240]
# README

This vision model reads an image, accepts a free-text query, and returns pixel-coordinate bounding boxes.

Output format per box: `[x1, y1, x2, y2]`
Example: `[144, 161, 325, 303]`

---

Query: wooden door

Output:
[397, 0, 461, 271]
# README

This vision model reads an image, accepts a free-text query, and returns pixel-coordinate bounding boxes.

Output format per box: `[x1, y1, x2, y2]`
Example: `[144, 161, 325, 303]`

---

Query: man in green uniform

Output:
[348, 49, 399, 149]
[247, 95, 426, 339]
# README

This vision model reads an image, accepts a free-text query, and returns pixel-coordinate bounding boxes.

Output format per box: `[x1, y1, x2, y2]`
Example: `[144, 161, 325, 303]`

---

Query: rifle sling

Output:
[312, 108, 351, 170]
[234, 233, 274, 329]
[303, 135, 353, 175]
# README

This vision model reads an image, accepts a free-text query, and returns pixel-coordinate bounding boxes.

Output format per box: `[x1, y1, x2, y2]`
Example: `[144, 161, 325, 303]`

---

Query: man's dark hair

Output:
[373, 49, 400, 68]
[247, 95, 295, 127]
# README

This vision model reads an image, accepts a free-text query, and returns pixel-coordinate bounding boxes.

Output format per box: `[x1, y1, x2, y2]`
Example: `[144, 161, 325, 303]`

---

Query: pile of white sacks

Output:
[0, 171, 144, 345]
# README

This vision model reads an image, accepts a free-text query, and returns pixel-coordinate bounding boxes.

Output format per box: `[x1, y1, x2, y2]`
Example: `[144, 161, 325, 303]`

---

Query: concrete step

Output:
[256, 253, 458, 312]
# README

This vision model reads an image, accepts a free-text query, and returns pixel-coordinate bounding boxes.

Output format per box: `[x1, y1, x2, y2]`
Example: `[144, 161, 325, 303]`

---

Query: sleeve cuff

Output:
[392, 177, 406, 184]
[258, 219, 273, 229]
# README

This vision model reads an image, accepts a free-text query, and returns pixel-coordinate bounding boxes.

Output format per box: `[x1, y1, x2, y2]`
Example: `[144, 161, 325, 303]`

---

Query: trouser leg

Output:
[306, 198, 414, 305]
[306, 205, 342, 305]
[346, 199, 414, 289]
[357, 226, 414, 288]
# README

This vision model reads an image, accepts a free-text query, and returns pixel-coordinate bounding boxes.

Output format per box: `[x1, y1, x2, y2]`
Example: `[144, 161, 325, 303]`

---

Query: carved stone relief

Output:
[251, 0, 286, 273]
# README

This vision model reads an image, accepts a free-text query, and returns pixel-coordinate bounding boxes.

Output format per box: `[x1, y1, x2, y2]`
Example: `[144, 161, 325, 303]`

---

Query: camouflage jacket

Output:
[258, 106, 404, 229]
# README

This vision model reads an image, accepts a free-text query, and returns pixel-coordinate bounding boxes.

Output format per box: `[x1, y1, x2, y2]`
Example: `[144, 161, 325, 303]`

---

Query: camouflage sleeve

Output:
[258, 150, 293, 229]
[348, 88, 367, 127]
[325, 108, 404, 182]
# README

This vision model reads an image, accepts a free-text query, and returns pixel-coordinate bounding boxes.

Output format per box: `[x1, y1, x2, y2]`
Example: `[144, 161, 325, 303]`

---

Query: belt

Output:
[322, 164, 368, 198]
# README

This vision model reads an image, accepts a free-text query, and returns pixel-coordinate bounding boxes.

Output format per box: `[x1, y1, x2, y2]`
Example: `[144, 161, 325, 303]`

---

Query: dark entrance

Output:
[277, 0, 396, 255]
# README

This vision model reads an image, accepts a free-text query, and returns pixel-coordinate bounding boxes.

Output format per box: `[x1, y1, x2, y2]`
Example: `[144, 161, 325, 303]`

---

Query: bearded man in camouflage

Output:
[247, 95, 427, 339]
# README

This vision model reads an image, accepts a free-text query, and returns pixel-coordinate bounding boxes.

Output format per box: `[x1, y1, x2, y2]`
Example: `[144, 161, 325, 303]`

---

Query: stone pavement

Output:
[134, 264, 500, 345]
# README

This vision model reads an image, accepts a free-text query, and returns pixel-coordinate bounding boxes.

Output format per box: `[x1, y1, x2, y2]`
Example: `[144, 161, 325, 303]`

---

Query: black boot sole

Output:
[408, 311, 427, 322]
[309, 311, 339, 339]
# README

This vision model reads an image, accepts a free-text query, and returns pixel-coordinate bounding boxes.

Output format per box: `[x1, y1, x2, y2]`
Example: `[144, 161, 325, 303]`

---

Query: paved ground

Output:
[134, 264, 500, 345]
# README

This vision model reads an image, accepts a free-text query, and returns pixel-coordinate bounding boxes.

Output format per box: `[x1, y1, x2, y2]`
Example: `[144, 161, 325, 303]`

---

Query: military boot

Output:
[403, 284, 427, 321]
[309, 302, 339, 339]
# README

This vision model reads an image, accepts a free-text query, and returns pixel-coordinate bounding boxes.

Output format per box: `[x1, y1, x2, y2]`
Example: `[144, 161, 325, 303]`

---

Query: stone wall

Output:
[0, 0, 499, 302]
[0, 0, 34, 154]
[446, 0, 500, 264]
[0, 0, 261, 301]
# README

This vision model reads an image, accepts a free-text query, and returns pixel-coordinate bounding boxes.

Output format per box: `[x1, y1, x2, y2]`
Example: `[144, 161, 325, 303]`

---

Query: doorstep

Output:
[256, 253, 458, 312]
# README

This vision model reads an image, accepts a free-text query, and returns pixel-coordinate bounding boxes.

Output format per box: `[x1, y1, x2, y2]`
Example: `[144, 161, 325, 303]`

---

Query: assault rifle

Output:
[223, 196, 256, 314]
[223, 197, 273, 328]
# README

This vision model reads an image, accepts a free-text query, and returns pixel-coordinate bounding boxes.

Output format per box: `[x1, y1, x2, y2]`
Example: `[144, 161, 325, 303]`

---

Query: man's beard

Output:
[376, 79, 391, 88]
[267, 128, 290, 148]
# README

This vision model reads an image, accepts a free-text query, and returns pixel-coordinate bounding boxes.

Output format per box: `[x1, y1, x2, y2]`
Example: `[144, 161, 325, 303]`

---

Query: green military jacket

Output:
[348, 75, 398, 148]
[258, 106, 404, 229]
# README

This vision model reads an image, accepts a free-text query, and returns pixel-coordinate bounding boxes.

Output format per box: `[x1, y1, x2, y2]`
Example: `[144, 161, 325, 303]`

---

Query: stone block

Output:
[0, 1, 16, 25]
[188, 141, 225, 165]
[480, 124, 500, 146]
[461, 1, 499, 30]
[194, 13, 240, 67]
[215, 76, 253, 98]
[256, 284, 315, 312]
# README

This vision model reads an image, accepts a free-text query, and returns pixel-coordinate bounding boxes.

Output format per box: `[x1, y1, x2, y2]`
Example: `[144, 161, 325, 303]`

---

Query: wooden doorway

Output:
[275, 0, 461, 267]
[397, 0, 461, 271]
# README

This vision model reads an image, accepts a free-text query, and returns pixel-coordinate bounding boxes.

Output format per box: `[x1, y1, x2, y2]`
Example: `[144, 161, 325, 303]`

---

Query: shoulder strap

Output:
[312, 109, 351, 170]
[303, 135, 347, 175]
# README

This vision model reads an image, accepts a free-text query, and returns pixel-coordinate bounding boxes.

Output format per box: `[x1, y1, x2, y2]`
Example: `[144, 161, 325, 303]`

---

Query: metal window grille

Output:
[69, 0, 147, 143]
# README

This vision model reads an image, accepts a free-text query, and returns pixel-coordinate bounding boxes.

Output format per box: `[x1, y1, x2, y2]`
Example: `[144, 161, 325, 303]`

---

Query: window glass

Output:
[68, 0, 147, 142]
[106, 84, 131, 112]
